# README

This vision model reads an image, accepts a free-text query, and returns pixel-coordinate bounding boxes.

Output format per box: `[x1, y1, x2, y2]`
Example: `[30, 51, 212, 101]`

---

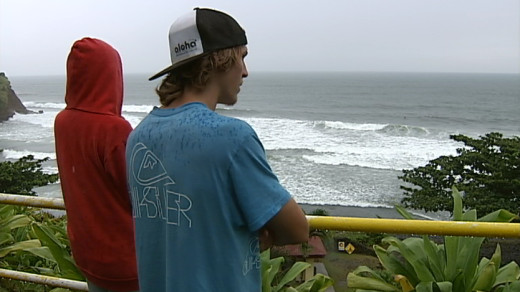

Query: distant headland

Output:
[0, 72, 40, 122]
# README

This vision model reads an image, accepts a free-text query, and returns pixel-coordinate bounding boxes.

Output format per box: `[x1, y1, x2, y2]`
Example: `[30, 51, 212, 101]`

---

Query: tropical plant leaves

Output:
[348, 187, 520, 291]
[275, 262, 311, 291]
[347, 272, 399, 291]
[261, 249, 333, 292]
[0, 239, 41, 257]
[32, 223, 84, 281]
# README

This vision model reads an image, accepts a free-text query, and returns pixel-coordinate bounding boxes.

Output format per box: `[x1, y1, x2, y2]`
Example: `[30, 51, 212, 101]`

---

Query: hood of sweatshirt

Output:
[65, 37, 123, 116]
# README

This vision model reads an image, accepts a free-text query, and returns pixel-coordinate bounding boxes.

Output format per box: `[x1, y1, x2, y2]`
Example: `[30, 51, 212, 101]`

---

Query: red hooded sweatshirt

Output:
[54, 38, 138, 291]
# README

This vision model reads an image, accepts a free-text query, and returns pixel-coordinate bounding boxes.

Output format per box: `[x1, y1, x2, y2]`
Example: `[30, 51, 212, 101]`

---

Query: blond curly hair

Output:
[156, 46, 243, 107]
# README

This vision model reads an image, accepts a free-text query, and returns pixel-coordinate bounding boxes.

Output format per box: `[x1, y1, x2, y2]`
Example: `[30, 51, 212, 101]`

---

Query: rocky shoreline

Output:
[0, 72, 40, 122]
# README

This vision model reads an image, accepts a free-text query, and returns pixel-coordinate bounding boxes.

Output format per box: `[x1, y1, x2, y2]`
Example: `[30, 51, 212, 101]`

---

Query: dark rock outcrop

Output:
[0, 72, 38, 122]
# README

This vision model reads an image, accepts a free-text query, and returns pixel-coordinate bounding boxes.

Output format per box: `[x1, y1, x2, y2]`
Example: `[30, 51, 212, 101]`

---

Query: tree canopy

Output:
[399, 132, 520, 215]
[0, 153, 59, 196]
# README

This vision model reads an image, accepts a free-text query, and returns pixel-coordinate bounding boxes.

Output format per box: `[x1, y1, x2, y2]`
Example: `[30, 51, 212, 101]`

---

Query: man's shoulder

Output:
[214, 114, 254, 134]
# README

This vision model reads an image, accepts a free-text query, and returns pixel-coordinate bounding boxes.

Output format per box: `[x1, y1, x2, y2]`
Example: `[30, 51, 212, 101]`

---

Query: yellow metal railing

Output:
[306, 216, 520, 238]
[0, 268, 88, 291]
[0, 192, 519, 290]
[0, 193, 65, 210]
[2, 193, 519, 238]
[0, 193, 85, 290]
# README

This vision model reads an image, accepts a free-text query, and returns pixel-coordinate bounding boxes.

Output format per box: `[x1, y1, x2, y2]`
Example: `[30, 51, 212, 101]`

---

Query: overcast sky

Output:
[1, 0, 519, 76]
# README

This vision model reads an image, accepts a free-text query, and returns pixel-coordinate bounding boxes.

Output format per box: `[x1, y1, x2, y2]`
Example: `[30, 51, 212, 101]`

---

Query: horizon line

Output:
[3, 70, 520, 78]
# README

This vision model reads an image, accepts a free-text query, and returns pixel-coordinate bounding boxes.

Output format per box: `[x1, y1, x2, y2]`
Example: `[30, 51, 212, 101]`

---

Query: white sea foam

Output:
[23, 101, 154, 114]
[17, 102, 148, 130]
[306, 136, 458, 170]
[2, 105, 460, 172]
[24, 101, 66, 109]
[11, 110, 58, 128]
[2, 149, 56, 160]
[123, 104, 154, 113]
[244, 117, 460, 171]
[314, 120, 386, 131]
[122, 113, 145, 128]
[8, 72, 516, 211]
[0, 113, 56, 142]
[42, 166, 59, 174]
[378, 124, 431, 137]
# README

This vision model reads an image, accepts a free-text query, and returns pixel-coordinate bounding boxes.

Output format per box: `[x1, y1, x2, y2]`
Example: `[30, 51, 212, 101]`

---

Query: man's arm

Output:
[260, 198, 309, 250]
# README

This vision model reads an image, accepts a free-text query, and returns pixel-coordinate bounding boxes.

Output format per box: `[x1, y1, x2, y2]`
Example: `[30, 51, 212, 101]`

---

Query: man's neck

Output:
[163, 83, 219, 111]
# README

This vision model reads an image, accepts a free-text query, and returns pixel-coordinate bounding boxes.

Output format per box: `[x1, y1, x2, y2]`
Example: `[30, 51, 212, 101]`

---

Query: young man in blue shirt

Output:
[126, 8, 309, 291]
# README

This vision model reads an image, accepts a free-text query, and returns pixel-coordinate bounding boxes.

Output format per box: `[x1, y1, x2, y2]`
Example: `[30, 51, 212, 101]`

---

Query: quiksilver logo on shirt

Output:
[174, 40, 198, 55]
[129, 143, 193, 228]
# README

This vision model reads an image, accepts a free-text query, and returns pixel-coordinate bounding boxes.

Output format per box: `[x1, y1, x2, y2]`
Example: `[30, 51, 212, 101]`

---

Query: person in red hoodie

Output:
[54, 38, 139, 292]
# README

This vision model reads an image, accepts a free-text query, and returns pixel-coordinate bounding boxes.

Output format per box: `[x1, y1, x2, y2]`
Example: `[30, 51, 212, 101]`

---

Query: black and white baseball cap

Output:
[149, 8, 248, 81]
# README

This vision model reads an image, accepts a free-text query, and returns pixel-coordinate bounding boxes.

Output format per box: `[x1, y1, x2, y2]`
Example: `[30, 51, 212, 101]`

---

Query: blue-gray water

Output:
[2, 72, 519, 218]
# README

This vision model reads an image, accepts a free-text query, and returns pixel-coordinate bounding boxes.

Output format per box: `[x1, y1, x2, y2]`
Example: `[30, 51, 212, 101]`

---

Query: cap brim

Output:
[148, 54, 208, 81]
[148, 65, 174, 81]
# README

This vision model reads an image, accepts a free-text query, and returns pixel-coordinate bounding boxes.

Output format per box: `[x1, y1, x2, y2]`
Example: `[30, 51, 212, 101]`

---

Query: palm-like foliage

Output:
[261, 249, 334, 292]
[348, 187, 520, 292]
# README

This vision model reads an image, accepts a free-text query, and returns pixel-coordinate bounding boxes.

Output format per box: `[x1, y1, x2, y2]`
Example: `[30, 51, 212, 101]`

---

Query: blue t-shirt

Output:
[126, 102, 291, 292]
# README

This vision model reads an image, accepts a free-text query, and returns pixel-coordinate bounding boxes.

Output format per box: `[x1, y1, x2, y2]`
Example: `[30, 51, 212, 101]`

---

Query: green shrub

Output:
[348, 187, 520, 292]
[309, 208, 329, 216]
[0, 154, 59, 196]
[0, 154, 82, 290]
[261, 248, 334, 292]
[0, 204, 83, 278]
[399, 133, 520, 215]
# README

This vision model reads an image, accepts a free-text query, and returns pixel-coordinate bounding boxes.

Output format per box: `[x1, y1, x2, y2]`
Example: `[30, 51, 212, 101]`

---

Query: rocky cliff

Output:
[0, 72, 36, 122]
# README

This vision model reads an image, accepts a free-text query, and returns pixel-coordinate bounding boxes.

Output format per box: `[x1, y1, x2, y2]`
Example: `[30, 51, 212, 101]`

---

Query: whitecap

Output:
[378, 124, 431, 137]
[24, 101, 66, 110]
[314, 120, 386, 131]
[122, 104, 154, 113]
[10, 110, 58, 128]
[241, 116, 460, 170]
[2, 149, 56, 160]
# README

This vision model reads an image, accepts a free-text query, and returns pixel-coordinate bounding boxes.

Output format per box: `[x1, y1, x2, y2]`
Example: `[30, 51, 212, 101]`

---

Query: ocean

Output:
[1, 72, 519, 219]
